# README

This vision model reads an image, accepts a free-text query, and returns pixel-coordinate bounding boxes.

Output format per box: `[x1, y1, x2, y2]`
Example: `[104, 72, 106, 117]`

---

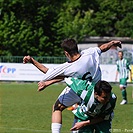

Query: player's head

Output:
[118, 51, 123, 60]
[61, 38, 79, 58]
[94, 80, 112, 104]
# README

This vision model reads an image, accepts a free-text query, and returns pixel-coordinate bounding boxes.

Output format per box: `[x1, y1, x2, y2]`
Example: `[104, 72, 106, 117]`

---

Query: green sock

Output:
[121, 89, 127, 100]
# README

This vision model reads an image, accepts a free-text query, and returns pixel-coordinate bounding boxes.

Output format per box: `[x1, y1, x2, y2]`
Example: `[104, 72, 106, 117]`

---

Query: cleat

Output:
[120, 100, 127, 105]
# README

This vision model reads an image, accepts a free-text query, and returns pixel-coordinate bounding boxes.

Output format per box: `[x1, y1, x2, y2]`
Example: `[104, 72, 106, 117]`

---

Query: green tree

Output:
[53, 0, 99, 42]
[90, 0, 133, 37]
[0, 0, 133, 56]
[0, 0, 63, 56]
[115, 1, 133, 37]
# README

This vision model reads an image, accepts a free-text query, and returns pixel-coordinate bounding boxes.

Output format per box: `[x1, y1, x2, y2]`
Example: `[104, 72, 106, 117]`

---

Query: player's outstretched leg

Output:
[51, 100, 66, 133]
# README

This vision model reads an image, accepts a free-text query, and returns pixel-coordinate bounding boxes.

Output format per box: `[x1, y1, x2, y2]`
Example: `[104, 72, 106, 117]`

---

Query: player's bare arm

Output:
[129, 69, 132, 81]
[38, 76, 65, 91]
[100, 40, 122, 52]
[23, 55, 48, 73]
[115, 70, 119, 81]
[70, 120, 91, 131]
[70, 116, 104, 131]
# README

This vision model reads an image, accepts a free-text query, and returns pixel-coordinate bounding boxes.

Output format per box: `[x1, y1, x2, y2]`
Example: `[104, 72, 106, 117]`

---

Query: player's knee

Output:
[53, 99, 66, 112]
[120, 86, 125, 90]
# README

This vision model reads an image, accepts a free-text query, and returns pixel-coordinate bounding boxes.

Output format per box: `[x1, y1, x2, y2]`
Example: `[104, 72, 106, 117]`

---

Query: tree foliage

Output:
[0, 0, 133, 56]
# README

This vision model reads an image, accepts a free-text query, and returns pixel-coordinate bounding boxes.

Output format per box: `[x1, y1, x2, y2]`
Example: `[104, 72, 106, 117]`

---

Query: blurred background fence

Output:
[1, 37, 133, 64]
[0, 52, 133, 64]
[0, 56, 67, 64]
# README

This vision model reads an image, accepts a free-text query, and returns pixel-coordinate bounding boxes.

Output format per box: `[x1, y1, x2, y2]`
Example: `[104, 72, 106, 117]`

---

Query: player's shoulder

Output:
[81, 47, 101, 55]
[55, 62, 72, 68]
[110, 93, 117, 104]
[123, 58, 129, 62]
[111, 93, 117, 99]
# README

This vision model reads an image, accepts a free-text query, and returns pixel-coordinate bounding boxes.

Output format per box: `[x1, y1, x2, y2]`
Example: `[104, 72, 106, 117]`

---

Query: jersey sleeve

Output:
[41, 62, 72, 81]
[81, 47, 101, 56]
[126, 59, 131, 70]
[116, 61, 119, 71]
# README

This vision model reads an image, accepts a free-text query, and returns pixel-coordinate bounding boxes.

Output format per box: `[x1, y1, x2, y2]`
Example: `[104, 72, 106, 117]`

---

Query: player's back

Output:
[64, 47, 101, 83]
[42, 47, 101, 84]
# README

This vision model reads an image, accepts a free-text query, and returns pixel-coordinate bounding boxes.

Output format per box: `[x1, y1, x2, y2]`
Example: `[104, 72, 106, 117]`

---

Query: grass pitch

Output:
[0, 82, 133, 133]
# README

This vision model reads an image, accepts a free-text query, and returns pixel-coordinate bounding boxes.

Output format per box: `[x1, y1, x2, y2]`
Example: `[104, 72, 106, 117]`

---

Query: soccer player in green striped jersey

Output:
[65, 77, 116, 133]
[115, 51, 132, 105]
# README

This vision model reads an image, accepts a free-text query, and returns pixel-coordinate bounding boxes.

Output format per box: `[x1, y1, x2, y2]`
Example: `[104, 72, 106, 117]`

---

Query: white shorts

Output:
[58, 86, 81, 107]
[120, 84, 127, 88]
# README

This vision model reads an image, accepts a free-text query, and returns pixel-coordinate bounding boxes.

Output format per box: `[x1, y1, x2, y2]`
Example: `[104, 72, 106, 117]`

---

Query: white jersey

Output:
[42, 47, 101, 83]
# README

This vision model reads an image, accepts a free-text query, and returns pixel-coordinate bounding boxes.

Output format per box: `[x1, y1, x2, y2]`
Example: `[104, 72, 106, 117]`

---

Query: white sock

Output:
[51, 123, 62, 133]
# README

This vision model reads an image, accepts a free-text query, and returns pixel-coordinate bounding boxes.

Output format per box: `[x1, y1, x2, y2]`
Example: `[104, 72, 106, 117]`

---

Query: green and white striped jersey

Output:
[116, 58, 131, 79]
[65, 77, 117, 121]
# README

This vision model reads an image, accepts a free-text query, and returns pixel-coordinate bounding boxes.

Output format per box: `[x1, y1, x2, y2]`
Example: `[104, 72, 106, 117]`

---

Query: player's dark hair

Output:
[61, 38, 79, 56]
[118, 50, 123, 55]
[94, 80, 112, 96]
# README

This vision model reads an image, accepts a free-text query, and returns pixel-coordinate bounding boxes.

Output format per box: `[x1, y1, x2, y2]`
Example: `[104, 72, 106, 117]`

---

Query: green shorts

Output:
[78, 120, 111, 133]
[119, 78, 127, 87]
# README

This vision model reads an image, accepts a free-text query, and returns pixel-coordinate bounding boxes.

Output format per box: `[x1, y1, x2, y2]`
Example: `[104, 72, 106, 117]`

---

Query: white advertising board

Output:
[100, 64, 117, 82]
[0, 63, 58, 81]
[0, 63, 132, 82]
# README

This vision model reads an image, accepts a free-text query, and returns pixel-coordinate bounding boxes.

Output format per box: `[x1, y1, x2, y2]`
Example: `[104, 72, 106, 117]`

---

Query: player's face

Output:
[118, 52, 123, 60]
[95, 91, 110, 105]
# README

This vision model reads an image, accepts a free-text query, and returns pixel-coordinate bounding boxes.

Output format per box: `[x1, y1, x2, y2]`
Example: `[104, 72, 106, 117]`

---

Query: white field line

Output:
[0, 126, 70, 133]
[0, 126, 47, 132]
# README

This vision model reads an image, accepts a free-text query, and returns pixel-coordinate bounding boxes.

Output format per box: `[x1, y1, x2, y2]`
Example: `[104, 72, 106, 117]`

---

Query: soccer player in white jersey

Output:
[23, 38, 121, 133]
[115, 51, 132, 105]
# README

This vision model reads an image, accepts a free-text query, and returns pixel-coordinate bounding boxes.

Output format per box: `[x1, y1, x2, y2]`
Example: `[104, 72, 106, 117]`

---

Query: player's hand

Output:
[70, 121, 89, 131]
[111, 40, 122, 48]
[23, 55, 32, 64]
[38, 81, 47, 91]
